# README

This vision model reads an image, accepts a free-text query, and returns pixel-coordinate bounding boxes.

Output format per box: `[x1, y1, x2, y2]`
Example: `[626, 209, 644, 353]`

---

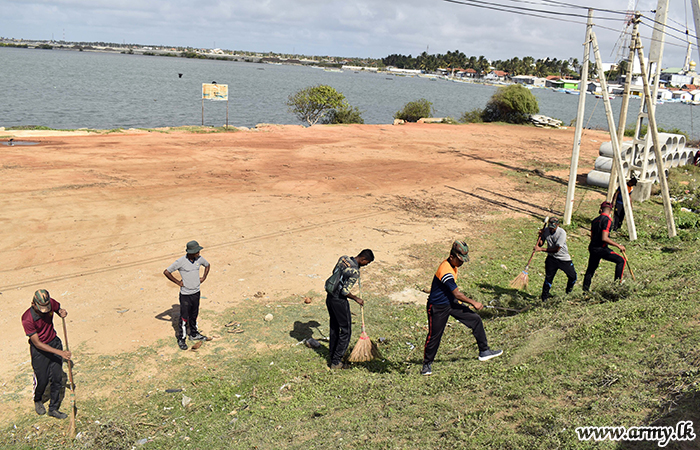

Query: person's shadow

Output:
[155, 304, 180, 335]
[290, 320, 329, 360]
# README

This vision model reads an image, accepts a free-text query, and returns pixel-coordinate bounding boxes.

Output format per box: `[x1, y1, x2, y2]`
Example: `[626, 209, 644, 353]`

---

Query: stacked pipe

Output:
[587, 133, 691, 188]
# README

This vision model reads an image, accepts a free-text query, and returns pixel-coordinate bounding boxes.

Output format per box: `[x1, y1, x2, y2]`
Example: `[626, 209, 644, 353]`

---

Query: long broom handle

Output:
[61, 317, 75, 391]
[621, 250, 636, 281]
[524, 217, 550, 270]
[360, 306, 366, 333]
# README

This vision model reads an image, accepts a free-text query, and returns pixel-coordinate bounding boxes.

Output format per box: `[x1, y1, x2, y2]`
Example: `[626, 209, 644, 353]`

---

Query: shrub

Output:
[460, 109, 484, 123]
[394, 99, 433, 122]
[330, 104, 364, 124]
[482, 85, 539, 124]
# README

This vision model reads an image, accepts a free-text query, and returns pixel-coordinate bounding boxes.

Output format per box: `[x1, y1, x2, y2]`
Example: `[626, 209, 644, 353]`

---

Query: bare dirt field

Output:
[0, 123, 607, 422]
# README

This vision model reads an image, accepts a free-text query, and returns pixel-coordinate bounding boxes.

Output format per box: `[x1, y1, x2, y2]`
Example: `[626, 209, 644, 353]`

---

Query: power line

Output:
[440, 0, 627, 22]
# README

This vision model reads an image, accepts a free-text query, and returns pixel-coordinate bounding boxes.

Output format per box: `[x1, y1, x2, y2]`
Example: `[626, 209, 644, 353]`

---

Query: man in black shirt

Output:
[582, 202, 627, 292]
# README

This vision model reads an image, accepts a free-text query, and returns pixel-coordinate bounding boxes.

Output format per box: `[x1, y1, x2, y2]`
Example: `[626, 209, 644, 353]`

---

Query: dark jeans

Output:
[326, 293, 352, 366]
[177, 291, 200, 339]
[31, 336, 64, 411]
[612, 204, 625, 231]
[423, 301, 488, 365]
[541, 256, 577, 300]
[583, 247, 626, 291]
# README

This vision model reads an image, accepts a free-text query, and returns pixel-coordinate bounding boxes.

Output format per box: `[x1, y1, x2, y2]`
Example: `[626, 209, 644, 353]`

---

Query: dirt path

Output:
[0, 123, 607, 421]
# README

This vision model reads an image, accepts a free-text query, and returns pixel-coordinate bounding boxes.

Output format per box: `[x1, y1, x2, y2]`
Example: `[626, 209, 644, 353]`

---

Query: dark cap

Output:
[186, 240, 203, 254]
[600, 201, 614, 211]
[32, 289, 52, 314]
[548, 217, 559, 228]
[451, 240, 470, 262]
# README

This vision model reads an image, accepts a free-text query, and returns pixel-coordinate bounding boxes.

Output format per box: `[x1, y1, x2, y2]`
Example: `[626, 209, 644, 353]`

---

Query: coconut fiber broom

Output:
[348, 305, 380, 362]
[509, 216, 549, 290]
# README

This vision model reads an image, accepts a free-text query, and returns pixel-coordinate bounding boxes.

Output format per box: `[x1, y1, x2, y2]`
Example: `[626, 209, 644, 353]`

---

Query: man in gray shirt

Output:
[164, 240, 211, 350]
[534, 217, 577, 301]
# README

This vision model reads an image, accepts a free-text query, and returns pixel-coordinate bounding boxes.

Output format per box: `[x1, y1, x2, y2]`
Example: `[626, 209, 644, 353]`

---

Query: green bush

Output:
[482, 85, 539, 124]
[460, 109, 484, 123]
[624, 124, 689, 139]
[394, 99, 433, 122]
[287, 85, 349, 126]
[330, 104, 364, 124]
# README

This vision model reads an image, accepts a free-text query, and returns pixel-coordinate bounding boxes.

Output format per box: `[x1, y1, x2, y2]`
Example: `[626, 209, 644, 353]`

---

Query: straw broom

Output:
[348, 306, 380, 362]
[509, 216, 549, 290]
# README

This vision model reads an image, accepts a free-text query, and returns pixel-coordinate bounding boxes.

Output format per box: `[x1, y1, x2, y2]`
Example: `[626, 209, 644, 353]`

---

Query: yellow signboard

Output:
[202, 83, 228, 101]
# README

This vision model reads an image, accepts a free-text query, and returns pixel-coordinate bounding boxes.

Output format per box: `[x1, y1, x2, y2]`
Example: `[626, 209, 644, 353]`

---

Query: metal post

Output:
[634, 32, 677, 237]
[202, 98, 204, 126]
[563, 9, 593, 226]
[591, 30, 637, 240]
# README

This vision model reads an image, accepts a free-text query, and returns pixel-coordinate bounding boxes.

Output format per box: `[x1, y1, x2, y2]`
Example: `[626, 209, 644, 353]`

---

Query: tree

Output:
[482, 84, 539, 124]
[287, 85, 347, 126]
[394, 99, 434, 122]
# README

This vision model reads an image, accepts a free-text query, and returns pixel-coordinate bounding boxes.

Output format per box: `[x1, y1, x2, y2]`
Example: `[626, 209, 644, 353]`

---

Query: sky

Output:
[1, 0, 698, 66]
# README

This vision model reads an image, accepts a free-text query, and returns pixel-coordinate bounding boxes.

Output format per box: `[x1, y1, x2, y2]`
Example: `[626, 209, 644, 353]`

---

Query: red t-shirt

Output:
[21, 298, 61, 344]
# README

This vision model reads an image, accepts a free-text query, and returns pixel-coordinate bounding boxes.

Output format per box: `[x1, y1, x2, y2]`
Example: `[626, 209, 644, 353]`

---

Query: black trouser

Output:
[326, 292, 352, 366]
[31, 336, 64, 412]
[582, 246, 625, 291]
[612, 204, 625, 231]
[423, 301, 488, 365]
[177, 291, 200, 339]
[541, 256, 577, 300]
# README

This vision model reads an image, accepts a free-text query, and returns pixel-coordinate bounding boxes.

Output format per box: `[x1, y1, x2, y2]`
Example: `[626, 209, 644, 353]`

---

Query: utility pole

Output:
[591, 28, 637, 241]
[563, 9, 593, 226]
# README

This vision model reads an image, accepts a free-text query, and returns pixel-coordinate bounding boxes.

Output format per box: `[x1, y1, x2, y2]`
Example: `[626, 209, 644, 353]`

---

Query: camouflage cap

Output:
[548, 217, 560, 228]
[32, 289, 52, 314]
[451, 240, 470, 262]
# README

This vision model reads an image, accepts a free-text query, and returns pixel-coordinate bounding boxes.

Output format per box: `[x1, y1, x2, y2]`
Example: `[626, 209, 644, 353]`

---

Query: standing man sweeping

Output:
[582, 202, 626, 292]
[164, 240, 211, 350]
[324, 249, 374, 369]
[21, 289, 72, 419]
[421, 241, 502, 376]
[611, 177, 637, 232]
[534, 217, 577, 300]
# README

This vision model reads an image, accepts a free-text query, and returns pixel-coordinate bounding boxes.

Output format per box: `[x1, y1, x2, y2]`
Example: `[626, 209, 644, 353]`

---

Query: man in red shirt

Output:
[21, 289, 72, 419]
[582, 202, 627, 292]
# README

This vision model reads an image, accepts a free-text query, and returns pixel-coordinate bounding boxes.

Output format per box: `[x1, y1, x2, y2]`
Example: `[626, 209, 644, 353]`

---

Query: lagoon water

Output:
[2, 47, 700, 138]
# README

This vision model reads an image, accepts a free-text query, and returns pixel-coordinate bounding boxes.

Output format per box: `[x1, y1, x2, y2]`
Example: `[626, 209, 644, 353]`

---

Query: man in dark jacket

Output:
[324, 249, 374, 369]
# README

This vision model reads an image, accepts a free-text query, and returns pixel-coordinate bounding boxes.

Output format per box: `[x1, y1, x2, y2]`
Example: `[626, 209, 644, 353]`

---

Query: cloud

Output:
[0, 0, 695, 65]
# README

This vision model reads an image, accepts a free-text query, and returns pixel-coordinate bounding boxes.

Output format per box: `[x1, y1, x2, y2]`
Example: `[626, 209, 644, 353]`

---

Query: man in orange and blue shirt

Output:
[421, 241, 502, 376]
[582, 201, 627, 292]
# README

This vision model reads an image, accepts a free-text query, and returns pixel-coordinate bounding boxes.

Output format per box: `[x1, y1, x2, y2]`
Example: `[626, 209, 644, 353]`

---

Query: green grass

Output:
[2, 168, 699, 449]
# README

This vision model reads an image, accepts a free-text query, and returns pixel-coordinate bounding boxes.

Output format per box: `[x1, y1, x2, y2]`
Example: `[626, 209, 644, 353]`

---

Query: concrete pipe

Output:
[658, 133, 677, 153]
[679, 151, 688, 166]
[672, 151, 681, 168]
[677, 135, 686, 150]
[587, 170, 611, 187]
[599, 141, 633, 158]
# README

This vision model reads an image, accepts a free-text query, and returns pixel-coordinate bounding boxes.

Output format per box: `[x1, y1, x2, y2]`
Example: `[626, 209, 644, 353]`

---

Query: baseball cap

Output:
[451, 240, 470, 262]
[548, 217, 559, 228]
[32, 289, 52, 314]
[600, 201, 614, 210]
[186, 240, 203, 254]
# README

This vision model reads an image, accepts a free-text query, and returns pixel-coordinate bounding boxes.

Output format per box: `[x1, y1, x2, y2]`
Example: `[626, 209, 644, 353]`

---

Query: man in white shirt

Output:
[534, 218, 577, 301]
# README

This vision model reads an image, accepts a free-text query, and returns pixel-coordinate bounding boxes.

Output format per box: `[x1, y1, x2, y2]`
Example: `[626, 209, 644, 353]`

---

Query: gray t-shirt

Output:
[167, 255, 210, 295]
[541, 227, 571, 261]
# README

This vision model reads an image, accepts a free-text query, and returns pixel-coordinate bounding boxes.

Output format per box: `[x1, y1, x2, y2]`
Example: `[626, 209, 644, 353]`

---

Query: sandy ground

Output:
[0, 123, 607, 421]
